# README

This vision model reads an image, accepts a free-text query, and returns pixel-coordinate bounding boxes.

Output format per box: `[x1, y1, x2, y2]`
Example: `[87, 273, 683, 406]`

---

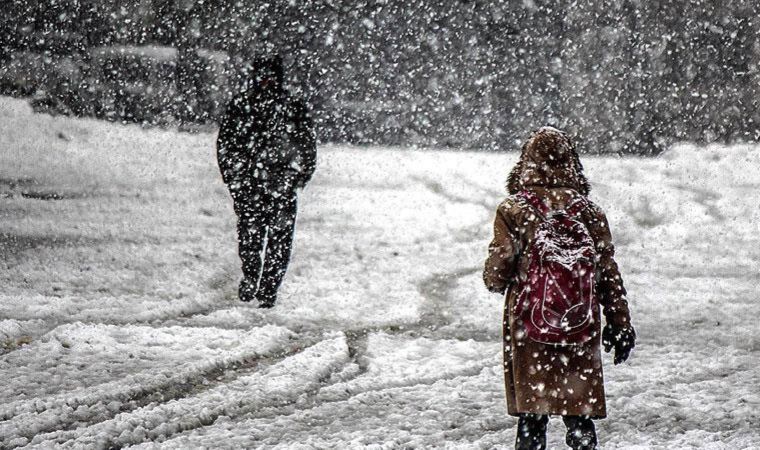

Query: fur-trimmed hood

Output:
[507, 126, 590, 195]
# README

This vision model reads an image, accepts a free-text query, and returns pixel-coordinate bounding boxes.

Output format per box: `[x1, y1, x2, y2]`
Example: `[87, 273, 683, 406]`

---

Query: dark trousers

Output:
[516, 414, 597, 450]
[234, 185, 298, 303]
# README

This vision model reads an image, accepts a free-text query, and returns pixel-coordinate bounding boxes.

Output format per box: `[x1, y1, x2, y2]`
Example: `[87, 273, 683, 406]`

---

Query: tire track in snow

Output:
[0, 265, 240, 356]
[21, 336, 351, 449]
[416, 267, 500, 342]
[3, 324, 380, 449]
[3, 301, 494, 449]
[418, 267, 477, 330]
[0, 326, 298, 449]
[133, 335, 497, 449]
[142, 365, 494, 450]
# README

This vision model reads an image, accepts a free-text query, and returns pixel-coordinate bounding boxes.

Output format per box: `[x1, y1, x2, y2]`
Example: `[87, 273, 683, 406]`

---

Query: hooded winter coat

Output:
[483, 127, 632, 418]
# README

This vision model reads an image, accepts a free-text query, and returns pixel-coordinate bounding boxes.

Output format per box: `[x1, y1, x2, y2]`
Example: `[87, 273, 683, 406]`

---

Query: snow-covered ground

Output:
[1, 96, 759, 449]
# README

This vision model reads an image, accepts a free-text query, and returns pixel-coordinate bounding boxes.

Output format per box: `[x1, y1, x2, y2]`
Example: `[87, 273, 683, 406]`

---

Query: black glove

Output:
[602, 324, 636, 365]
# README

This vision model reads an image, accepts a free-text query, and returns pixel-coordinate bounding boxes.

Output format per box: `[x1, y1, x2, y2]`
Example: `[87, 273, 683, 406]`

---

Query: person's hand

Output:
[602, 324, 636, 365]
[295, 171, 313, 190]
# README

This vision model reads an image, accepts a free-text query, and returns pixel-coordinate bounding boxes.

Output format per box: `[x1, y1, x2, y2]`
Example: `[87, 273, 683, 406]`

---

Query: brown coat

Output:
[484, 128, 631, 418]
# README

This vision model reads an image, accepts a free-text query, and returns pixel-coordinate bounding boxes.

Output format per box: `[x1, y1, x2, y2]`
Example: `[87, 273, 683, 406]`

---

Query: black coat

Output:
[216, 86, 316, 202]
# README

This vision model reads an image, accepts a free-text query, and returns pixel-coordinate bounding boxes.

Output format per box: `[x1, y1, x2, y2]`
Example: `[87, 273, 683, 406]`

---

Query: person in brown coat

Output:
[483, 127, 635, 450]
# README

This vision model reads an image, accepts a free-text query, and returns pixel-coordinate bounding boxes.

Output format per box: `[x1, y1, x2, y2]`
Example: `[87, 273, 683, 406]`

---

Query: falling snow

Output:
[1, 97, 759, 448]
[2, 1, 760, 448]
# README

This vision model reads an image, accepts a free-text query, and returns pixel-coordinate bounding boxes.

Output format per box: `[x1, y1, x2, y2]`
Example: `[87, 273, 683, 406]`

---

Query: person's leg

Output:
[562, 415, 597, 450]
[515, 414, 548, 450]
[257, 192, 297, 307]
[235, 198, 267, 302]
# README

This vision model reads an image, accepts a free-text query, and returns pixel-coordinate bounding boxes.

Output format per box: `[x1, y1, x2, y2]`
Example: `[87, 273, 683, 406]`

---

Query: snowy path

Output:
[1, 97, 759, 449]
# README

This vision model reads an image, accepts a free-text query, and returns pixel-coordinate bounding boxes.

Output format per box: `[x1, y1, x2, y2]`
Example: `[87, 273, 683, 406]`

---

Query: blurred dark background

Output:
[1, 0, 758, 154]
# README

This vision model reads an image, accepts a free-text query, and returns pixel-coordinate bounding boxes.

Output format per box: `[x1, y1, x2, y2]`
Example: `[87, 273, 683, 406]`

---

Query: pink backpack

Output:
[513, 190, 598, 346]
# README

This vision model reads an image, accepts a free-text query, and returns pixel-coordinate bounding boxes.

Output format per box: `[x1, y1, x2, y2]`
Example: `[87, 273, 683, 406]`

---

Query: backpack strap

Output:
[517, 190, 549, 217]
[565, 196, 589, 217]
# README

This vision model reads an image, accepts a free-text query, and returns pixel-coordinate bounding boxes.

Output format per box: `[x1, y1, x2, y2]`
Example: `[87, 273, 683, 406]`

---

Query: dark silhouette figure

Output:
[217, 55, 316, 307]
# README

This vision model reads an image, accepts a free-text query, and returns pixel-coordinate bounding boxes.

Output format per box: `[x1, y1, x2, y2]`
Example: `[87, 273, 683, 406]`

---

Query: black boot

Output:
[562, 416, 597, 450]
[256, 292, 277, 309]
[515, 414, 548, 450]
[238, 278, 257, 303]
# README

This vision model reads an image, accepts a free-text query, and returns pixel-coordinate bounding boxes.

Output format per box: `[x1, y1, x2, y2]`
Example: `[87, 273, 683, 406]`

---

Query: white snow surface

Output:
[1, 96, 759, 449]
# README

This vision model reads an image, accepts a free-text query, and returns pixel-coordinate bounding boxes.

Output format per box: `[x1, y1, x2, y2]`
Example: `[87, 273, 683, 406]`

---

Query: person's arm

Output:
[483, 200, 519, 294]
[292, 100, 316, 188]
[216, 96, 253, 199]
[591, 208, 632, 328]
[589, 204, 635, 364]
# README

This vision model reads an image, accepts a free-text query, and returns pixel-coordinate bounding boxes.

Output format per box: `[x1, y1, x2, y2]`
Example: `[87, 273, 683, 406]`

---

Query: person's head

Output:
[507, 126, 590, 195]
[249, 54, 284, 91]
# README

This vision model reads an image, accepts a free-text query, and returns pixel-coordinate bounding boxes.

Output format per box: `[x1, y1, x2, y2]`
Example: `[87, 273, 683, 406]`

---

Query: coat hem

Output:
[507, 410, 607, 420]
